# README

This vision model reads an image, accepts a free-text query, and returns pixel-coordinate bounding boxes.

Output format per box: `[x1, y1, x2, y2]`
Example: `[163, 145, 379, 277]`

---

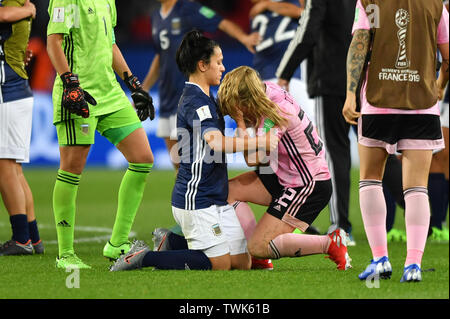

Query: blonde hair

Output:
[218, 66, 288, 128]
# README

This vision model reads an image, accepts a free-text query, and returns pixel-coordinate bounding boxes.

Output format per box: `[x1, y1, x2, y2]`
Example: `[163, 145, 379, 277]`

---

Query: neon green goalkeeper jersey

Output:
[47, 0, 131, 124]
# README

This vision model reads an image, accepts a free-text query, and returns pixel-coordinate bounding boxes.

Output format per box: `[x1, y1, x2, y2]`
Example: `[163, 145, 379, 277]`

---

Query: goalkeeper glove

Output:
[124, 72, 155, 121]
[60, 72, 97, 118]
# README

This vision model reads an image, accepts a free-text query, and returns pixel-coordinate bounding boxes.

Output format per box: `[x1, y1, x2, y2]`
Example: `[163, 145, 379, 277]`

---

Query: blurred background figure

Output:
[0, 0, 44, 256]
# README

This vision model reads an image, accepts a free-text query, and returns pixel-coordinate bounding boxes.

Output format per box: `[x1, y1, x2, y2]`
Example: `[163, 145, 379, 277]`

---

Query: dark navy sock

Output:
[28, 220, 41, 244]
[142, 249, 212, 270]
[428, 173, 446, 229]
[383, 188, 396, 232]
[168, 232, 188, 250]
[10, 214, 30, 244]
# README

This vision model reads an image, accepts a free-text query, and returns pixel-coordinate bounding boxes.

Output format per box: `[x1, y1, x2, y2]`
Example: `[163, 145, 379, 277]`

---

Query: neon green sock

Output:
[53, 169, 81, 257]
[110, 163, 152, 246]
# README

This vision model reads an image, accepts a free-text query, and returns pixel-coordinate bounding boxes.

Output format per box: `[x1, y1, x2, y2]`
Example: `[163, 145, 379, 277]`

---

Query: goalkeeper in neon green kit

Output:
[47, 0, 155, 269]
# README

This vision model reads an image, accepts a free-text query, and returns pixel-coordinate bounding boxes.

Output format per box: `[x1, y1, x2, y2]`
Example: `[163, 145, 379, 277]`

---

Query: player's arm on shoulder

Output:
[218, 19, 260, 54]
[249, 1, 302, 19]
[0, 0, 35, 22]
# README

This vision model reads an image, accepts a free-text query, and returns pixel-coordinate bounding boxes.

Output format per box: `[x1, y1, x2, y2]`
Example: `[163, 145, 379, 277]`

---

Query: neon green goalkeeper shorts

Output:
[55, 106, 143, 146]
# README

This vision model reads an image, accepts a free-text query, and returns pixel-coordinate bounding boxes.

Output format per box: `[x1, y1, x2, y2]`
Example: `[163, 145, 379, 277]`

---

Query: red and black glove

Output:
[60, 72, 97, 118]
[124, 72, 155, 121]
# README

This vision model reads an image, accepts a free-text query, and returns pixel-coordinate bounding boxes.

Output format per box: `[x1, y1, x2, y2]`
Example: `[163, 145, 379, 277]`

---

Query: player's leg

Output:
[356, 141, 395, 280]
[53, 117, 94, 268]
[248, 180, 351, 270]
[401, 149, 433, 282]
[228, 170, 273, 238]
[99, 107, 154, 259]
[0, 159, 32, 255]
[111, 205, 234, 271]
[0, 97, 34, 255]
[316, 95, 353, 239]
[157, 114, 179, 170]
[428, 125, 449, 241]
[16, 164, 44, 253]
[54, 144, 91, 267]
[228, 169, 279, 269]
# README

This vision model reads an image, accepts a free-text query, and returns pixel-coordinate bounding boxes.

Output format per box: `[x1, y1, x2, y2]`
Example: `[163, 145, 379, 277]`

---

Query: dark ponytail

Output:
[176, 30, 218, 77]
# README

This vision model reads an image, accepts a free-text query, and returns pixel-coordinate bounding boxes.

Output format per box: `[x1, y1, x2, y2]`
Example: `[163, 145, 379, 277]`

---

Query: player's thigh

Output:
[227, 170, 272, 206]
[219, 205, 251, 270]
[98, 106, 153, 163]
[402, 149, 433, 189]
[358, 143, 388, 180]
[172, 205, 231, 261]
[116, 127, 154, 163]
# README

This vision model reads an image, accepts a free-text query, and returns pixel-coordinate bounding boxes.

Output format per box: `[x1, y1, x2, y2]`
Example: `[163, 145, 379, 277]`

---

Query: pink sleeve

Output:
[437, 5, 449, 44]
[352, 0, 371, 34]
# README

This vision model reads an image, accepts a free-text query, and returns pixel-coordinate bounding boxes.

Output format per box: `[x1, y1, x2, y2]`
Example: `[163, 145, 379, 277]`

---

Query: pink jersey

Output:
[353, 0, 449, 115]
[257, 82, 330, 188]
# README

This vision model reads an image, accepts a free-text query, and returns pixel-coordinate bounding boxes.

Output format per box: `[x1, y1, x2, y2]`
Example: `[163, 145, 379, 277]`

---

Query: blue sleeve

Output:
[184, 2, 223, 33]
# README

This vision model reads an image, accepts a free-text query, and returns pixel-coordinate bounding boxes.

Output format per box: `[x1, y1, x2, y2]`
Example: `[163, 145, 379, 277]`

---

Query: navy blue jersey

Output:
[172, 83, 228, 210]
[151, 0, 223, 117]
[251, 0, 301, 80]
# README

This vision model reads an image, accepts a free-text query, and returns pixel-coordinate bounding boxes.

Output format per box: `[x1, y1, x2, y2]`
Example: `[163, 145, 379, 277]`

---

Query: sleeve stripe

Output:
[276, 0, 312, 78]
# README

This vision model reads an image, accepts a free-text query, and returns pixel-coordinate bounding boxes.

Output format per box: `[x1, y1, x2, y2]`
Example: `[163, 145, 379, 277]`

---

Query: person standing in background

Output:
[0, 0, 44, 256]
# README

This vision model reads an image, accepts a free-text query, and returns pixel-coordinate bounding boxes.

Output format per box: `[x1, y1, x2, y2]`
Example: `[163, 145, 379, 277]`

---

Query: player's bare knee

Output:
[210, 256, 231, 270]
[231, 253, 251, 270]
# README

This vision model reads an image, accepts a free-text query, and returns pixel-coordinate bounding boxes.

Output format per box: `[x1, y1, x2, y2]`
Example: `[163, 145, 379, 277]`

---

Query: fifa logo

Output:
[395, 9, 410, 69]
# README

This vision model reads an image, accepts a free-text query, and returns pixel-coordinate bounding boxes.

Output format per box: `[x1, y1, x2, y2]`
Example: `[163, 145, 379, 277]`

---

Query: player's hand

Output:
[258, 129, 279, 152]
[24, 0, 36, 19]
[342, 92, 360, 125]
[24, 49, 33, 66]
[124, 72, 155, 121]
[242, 32, 261, 54]
[60, 72, 97, 118]
[277, 78, 290, 92]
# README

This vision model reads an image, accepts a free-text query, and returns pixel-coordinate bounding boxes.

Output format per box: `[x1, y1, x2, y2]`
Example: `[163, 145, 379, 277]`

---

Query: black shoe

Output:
[0, 240, 33, 256]
[32, 240, 45, 254]
[304, 225, 321, 235]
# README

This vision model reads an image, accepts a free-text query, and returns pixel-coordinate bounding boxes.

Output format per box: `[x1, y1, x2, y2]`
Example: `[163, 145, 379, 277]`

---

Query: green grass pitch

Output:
[0, 168, 448, 300]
